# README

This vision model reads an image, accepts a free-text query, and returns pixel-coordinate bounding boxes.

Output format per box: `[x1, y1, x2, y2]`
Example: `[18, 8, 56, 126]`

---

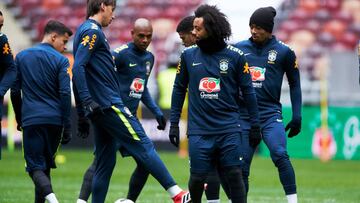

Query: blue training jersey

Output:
[170, 44, 259, 135]
[12, 43, 71, 127]
[234, 37, 302, 122]
[72, 19, 123, 111]
[0, 33, 16, 97]
[112, 42, 162, 117]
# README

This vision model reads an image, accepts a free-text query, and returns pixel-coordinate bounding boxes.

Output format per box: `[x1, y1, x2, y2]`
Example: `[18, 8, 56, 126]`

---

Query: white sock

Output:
[287, 194, 297, 203]
[208, 200, 220, 203]
[167, 185, 182, 198]
[229, 200, 232, 203]
[45, 193, 59, 203]
[77, 199, 87, 203]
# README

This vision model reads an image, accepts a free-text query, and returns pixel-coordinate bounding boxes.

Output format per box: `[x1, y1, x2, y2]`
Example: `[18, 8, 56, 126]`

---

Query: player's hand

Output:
[86, 101, 103, 121]
[249, 125, 262, 148]
[156, 115, 167, 130]
[16, 123, 22, 131]
[15, 111, 22, 131]
[169, 125, 179, 147]
[15, 117, 22, 131]
[10, 91, 22, 131]
[61, 127, 72, 145]
[77, 117, 90, 138]
[285, 118, 301, 138]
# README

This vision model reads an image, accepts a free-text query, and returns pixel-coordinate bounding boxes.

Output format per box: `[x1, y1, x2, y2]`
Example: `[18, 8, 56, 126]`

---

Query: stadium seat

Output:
[322, 19, 346, 41]
[313, 9, 331, 23]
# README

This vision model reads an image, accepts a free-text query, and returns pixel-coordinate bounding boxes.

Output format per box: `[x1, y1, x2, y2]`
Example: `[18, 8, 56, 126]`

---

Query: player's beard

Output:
[196, 36, 226, 54]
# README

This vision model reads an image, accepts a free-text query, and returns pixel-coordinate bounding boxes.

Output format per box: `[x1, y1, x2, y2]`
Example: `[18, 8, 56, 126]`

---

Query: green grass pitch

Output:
[0, 149, 359, 203]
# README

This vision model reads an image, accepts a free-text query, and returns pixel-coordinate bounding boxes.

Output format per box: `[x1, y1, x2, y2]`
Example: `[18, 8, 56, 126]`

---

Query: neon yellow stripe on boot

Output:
[111, 106, 140, 141]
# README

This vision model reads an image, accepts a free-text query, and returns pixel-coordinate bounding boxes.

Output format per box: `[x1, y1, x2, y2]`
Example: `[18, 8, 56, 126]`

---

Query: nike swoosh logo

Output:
[129, 63, 137, 67]
[244, 53, 251, 56]
[276, 119, 283, 122]
[192, 62, 202, 66]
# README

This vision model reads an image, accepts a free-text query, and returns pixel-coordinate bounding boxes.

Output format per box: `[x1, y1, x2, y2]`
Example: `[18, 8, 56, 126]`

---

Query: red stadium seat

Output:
[289, 8, 312, 22]
[322, 19, 346, 40]
[313, 9, 331, 23]
[340, 31, 358, 50]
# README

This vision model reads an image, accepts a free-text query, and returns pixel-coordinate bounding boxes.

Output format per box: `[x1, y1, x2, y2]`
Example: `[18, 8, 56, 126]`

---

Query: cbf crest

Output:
[219, 59, 229, 74]
[267, 50, 277, 64]
[146, 61, 151, 75]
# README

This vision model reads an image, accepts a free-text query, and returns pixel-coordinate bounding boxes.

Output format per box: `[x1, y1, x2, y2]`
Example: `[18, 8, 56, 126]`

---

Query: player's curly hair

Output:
[194, 4, 231, 41]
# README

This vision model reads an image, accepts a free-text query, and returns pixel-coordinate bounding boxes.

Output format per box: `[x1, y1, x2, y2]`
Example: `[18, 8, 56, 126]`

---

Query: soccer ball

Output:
[114, 198, 134, 203]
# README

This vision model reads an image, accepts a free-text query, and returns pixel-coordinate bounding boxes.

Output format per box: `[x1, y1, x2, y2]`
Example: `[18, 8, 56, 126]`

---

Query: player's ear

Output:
[50, 32, 58, 42]
[100, 2, 106, 11]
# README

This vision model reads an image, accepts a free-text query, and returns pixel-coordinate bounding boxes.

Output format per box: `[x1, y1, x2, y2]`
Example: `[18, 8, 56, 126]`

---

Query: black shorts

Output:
[23, 124, 62, 172]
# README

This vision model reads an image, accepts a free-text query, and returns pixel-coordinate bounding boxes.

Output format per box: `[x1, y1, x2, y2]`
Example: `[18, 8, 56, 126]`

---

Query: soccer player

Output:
[11, 20, 72, 203]
[0, 10, 17, 160]
[72, 1, 190, 202]
[176, 15, 226, 203]
[77, 18, 167, 203]
[177, 16, 196, 47]
[169, 4, 261, 203]
[234, 7, 302, 203]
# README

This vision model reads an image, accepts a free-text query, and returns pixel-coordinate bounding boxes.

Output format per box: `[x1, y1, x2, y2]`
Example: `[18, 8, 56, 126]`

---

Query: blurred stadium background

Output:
[0, 0, 360, 202]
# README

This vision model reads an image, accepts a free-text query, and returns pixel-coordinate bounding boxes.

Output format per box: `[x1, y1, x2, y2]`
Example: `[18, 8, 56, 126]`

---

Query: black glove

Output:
[15, 114, 22, 131]
[16, 123, 22, 131]
[13, 105, 22, 131]
[285, 118, 301, 138]
[169, 125, 179, 147]
[77, 117, 90, 138]
[85, 101, 103, 121]
[156, 115, 167, 130]
[249, 125, 262, 148]
[10, 90, 22, 131]
[61, 127, 72, 145]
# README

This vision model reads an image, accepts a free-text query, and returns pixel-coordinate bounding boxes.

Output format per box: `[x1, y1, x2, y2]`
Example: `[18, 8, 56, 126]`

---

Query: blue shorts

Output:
[23, 124, 62, 172]
[188, 132, 242, 174]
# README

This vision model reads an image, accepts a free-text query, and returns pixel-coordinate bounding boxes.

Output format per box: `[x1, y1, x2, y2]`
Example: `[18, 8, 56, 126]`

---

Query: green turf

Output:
[0, 149, 359, 203]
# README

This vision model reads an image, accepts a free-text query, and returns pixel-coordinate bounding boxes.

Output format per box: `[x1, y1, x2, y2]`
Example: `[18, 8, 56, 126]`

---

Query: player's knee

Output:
[205, 171, 220, 184]
[189, 172, 207, 184]
[224, 166, 242, 179]
[133, 164, 150, 178]
[271, 150, 289, 164]
[272, 153, 290, 168]
[141, 147, 157, 161]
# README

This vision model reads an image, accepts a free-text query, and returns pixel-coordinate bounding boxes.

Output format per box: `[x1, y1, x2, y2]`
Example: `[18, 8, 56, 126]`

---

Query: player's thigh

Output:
[217, 132, 242, 168]
[99, 106, 154, 160]
[44, 125, 62, 156]
[239, 119, 255, 167]
[92, 123, 117, 167]
[23, 124, 62, 172]
[188, 135, 216, 174]
[262, 121, 288, 157]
